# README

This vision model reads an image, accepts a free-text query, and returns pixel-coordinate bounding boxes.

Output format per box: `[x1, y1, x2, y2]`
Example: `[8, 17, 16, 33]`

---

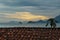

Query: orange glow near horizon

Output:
[6, 12, 49, 21]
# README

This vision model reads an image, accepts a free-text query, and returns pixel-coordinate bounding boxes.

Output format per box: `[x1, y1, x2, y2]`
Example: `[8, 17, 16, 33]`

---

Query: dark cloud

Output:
[0, 0, 60, 11]
[0, 0, 39, 6]
[0, 0, 60, 13]
[0, 0, 60, 7]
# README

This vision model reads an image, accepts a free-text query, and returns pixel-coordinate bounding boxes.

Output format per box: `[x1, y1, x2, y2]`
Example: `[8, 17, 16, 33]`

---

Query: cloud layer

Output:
[0, 0, 60, 12]
[0, 0, 60, 22]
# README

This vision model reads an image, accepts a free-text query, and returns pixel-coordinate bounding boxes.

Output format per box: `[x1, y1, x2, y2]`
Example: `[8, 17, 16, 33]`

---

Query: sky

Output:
[0, 0, 60, 22]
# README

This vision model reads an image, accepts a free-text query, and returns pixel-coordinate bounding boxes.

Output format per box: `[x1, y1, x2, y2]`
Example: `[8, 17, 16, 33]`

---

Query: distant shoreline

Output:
[0, 27, 60, 29]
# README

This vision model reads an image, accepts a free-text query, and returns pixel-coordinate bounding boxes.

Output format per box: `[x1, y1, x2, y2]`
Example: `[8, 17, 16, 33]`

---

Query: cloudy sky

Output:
[0, 0, 60, 22]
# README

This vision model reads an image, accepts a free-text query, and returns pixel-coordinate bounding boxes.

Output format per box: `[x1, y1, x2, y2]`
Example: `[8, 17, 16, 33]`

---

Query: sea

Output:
[0, 23, 60, 28]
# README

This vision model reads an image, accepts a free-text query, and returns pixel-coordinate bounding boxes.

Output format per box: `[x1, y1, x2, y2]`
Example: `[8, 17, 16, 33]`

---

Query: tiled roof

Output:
[0, 27, 60, 40]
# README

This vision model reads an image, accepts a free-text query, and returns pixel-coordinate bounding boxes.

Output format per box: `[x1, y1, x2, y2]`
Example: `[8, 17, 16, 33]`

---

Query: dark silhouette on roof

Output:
[45, 18, 56, 28]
